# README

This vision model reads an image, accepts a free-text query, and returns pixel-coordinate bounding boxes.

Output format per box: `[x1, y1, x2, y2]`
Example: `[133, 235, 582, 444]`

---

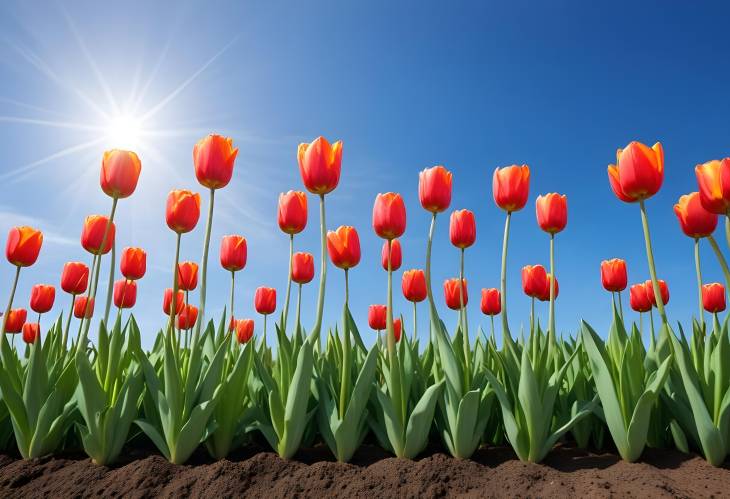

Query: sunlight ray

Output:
[1, 137, 105, 183]
[0, 115, 101, 132]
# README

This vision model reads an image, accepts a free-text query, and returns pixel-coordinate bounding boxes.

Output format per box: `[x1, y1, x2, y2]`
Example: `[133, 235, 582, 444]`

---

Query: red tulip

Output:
[255, 287, 276, 315]
[193, 134, 238, 189]
[5, 308, 26, 333]
[278, 191, 308, 235]
[630, 284, 652, 313]
[393, 317, 402, 342]
[6, 226, 43, 267]
[481, 288, 501, 316]
[644, 279, 669, 307]
[695, 158, 730, 215]
[220, 235, 247, 272]
[120, 247, 147, 280]
[30, 284, 55, 314]
[177, 304, 199, 330]
[163, 288, 184, 315]
[177, 261, 199, 291]
[535, 193, 567, 234]
[449, 209, 476, 249]
[536, 274, 559, 302]
[373, 193, 406, 240]
[74, 297, 94, 319]
[292, 252, 315, 284]
[381, 239, 402, 271]
[22, 322, 39, 344]
[522, 265, 548, 298]
[402, 269, 427, 303]
[673, 192, 718, 238]
[327, 226, 361, 270]
[61, 262, 89, 295]
[607, 141, 664, 202]
[297, 136, 342, 195]
[235, 318, 255, 344]
[493, 165, 530, 212]
[418, 165, 453, 213]
[113, 279, 137, 309]
[166, 190, 201, 233]
[702, 283, 726, 313]
[100, 149, 142, 199]
[368, 304, 387, 331]
[444, 278, 468, 310]
[601, 259, 628, 292]
[81, 215, 115, 255]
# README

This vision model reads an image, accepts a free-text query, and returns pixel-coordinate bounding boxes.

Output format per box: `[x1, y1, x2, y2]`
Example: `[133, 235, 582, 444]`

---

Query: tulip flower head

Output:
[444, 278, 468, 310]
[644, 279, 669, 308]
[522, 265, 548, 298]
[5, 226, 43, 267]
[673, 192, 718, 238]
[449, 209, 476, 249]
[418, 165, 453, 213]
[22, 322, 39, 344]
[695, 158, 730, 215]
[81, 215, 115, 255]
[292, 252, 315, 284]
[493, 165, 530, 212]
[120, 247, 147, 281]
[278, 191, 308, 235]
[177, 304, 199, 330]
[481, 288, 501, 316]
[5, 308, 27, 333]
[61, 262, 89, 295]
[220, 235, 247, 272]
[393, 317, 402, 342]
[30, 284, 55, 314]
[535, 193, 567, 234]
[255, 287, 277, 315]
[163, 288, 185, 315]
[326, 226, 361, 270]
[600, 259, 628, 292]
[702, 283, 726, 313]
[629, 284, 652, 313]
[100, 149, 142, 199]
[297, 136, 342, 195]
[607, 141, 664, 202]
[235, 318, 255, 344]
[373, 193, 407, 240]
[166, 190, 201, 234]
[537, 274, 559, 302]
[193, 134, 238, 190]
[368, 304, 387, 331]
[381, 239, 402, 271]
[402, 269, 427, 303]
[113, 279, 137, 309]
[74, 297, 95, 319]
[177, 261, 199, 291]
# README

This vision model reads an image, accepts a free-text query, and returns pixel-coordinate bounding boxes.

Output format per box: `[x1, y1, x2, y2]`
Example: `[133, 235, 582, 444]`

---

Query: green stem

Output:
[617, 291, 624, 320]
[386, 238, 404, 429]
[194, 187, 215, 343]
[295, 283, 303, 342]
[548, 233, 556, 364]
[412, 301, 418, 342]
[458, 248, 470, 389]
[639, 200, 668, 326]
[167, 232, 182, 356]
[500, 212, 513, 342]
[103, 239, 116, 326]
[725, 216, 730, 252]
[1, 265, 21, 335]
[311, 194, 327, 343]
[339, 269, 350, 419]
[425, 212, 438, 316]
[229, 270, 236, 326]
[707, 235, 730, 293]
[62, 294, 75, 351]
[282, 234, 294, 334]
[694, 238, 705, 330]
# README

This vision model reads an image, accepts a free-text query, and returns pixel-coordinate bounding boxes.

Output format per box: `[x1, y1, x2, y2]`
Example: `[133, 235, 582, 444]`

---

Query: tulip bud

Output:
[220, 235, 247, 272]
[278, 191, 308, 235]
[234, 318, 254, 344]
[443, 278, 468, 310]
[673, 192, 718, 238]
[61, 262, 89, 295]
[166, 190, 201, 234]
[100, 149, 142, 199]
[481, 288, 501, 316]
[120, 247, 147, 280]
[702, 283, 726, 313]
[535, 193, 567, 234]
[372, 193, 406, 240]
[402, 269, 427, 303]
[163, 288, 184, 315]
[113, 279, 137, 309]
[74, 297, 95, 319]
[493, 165, 530, 212]
[695, 158, 730, 215]
[177, 304, 199, 330]
[522, 265, 548, 298]
[81, 215, 115, 255]
[5, 308, 27, 333]
[254, 287, 276, 315]
[600, 259, 628, 292]
[177, 261, 199, 291]
[193, 134, 238, 190]
[292, 252, 315, 284]
[418, 165, 452, 213]
[368, 304, 387, 331]
[608, 141, 664, 202]
[6, 226, 43, 267]
[22, 322, 40, 344]
[381, 239, 402, 271]
[297, 136, 342, 195]
[449, 209, 476, 249]
[393, 317, 402, 342]
[629, 284, 652, 312]
[30, 284, 55, 314]
[326, 226, 361, 270]
[644, 279, 669, 308]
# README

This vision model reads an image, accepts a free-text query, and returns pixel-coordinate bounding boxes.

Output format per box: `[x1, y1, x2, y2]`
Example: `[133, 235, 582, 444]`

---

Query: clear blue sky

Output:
[1, 0, 729, 347]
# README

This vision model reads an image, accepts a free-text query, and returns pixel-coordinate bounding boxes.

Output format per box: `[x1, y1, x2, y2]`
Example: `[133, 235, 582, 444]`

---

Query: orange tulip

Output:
[30, 284, 55, 314]
[600, 259, 628, 292]
[702, 283, 726, 313]
[673, 192, 717, 238]
[113, 279, 137, 309]
[481, 288, 501, 316]
[536, 274, 559, 302]
[177, 304, 199, 330]
[278, 191, 308, 235]
[120, 247, 147, 280]
[100, 149, 142, 199]
[254, 287, 276, 315]
[166, 190, 201, 234]
[81, 215, 115, 255]
[381, 239, 402, 271]
[493, 165, 530, 212]
[163, 288, 184, 315]
[297, 136, 342, 195]
[372, 192, 406, 240]
[418, 165, 452, 213]
[522, 265, 548, 298]
[327, 226, 361, 270]
[368, 304, 387, 330]
[6, 226, 43, 267]
[695, 158, 730, 214]
[393, 317, 402, 342]
[74, 297, 94, 319]
[535, 193, 567, 234]
[607, 141, 664, 202]
[629, 283, 652, 312]
[444, 278, 468, 310]
[644, 279, 669, 307]
[5, 308, 26, 333]
[177, 261, 199, 291]
[61, 262, 89, 295]
[220, 235, 247, 272]
[292, 252, 315, 284]
[402, 269, 427, 303]
[193, 134, 238, 189]
[449, 209, 476, 249]
[22, 322, 39, 344]
[234, 318, 254, 344]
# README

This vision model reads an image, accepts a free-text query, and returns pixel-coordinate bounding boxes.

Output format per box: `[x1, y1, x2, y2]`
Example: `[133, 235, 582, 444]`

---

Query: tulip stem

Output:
[1, 265, 21, 335]
[548, 233, 557, 366]
[102, 238, 116, 326]
[500, 212, 513, 345]
[425, 212, 438, 319]
[639, 200, 668, 327]
[339, 269, 350, 419]
[194, 187, 216, 344]
[295, 283, 303, 342]
[694, 238, 705, 330]
[412, 301, 418, 342]
[725, 216, 730, 252]
[229, 270, 236, 327]
[458, 248, 471, 390]
[62, 294, 75, 350]
[617, 292, 624, 320]
[263, 314, 268, 349]
[168, 233, 182, 354]
[311, 194, 327, 343]
[282, 234, 294, 335]
[707, 235, 730, 294]
[386, 238, 404, 427]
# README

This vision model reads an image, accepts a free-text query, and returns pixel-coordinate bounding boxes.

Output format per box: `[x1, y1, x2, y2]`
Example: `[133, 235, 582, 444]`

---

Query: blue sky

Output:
[1, 0, 729, 347]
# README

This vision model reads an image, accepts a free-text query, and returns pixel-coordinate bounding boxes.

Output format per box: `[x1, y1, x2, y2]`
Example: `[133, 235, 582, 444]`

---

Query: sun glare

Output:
[106, 114, 143, 150]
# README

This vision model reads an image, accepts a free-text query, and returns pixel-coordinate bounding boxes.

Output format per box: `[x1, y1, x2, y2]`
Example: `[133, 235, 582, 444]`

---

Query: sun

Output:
[105, 114, 143, 150]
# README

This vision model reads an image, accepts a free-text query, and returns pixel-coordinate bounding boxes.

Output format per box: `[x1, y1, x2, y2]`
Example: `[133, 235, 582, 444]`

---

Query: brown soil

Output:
[0, 443, 728, 498]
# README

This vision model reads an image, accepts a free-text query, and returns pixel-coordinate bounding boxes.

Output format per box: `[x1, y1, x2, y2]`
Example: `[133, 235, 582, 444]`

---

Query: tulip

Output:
[297, 136, 342, 195]
[393, 317, 402, 343]
[630, 284, 652, 313]
[177, 304, 199, 331]
[522, 265, 548, 298]
[327, 226, 361, 270]
[607, 141, 664, 203]
[100, 149, 142, 199]
[368, 304, 387, 331]
[536, 274, 559, 302]
[402, 269, 427, 303]
[449, 209, 476, 249]
[535, 193, 567, 234]
[255, 286, 276, 346]
[74, 297, 94, 319]
[193, 134, 238, 190]
[81, 215, 115, 255]
[60, 261, 89, 348]
[113, 279, 137, 309]
[601, 259, 628, 292]
[120, 247, 147, 280]
[419, 165, 452, 213]
[166, 190, 201, 234]
[444, 278, 468, 310]
[702, 283, 726, 314]
[481, 288, 501, 316]
[6, 226, 43, 267]
[381, 239, 402, 271]
[292, 252, 315, 284]
[372, 192, 406, 240]
[644, 279, 669, 308]
[234, 318, 255, 344]
[696, 158, 730, 215]
[5, 308, 26, 333]
[30, 284, 55, 314]
[220, 235, 247, 271]
[278, 191, 308, 235]
[163, 288, 185, 315]
[674, 192, 718, 239]
[22, 322, 39, 344]
[177, 262, 199, 291]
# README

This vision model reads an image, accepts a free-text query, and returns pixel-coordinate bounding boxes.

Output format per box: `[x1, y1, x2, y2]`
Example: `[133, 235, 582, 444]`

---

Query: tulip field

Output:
[2, 134, 730, 491]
